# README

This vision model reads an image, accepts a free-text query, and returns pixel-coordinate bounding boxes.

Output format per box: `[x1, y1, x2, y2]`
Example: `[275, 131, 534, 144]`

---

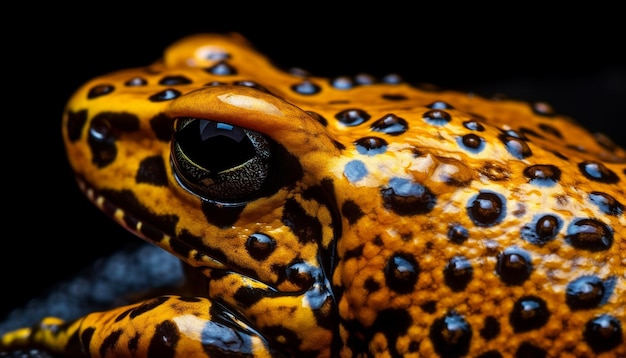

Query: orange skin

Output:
[1, 33, 624, 357]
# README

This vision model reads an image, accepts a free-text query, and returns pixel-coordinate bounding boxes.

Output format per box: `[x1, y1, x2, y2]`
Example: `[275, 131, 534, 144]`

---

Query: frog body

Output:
[1, 33, 624, 357]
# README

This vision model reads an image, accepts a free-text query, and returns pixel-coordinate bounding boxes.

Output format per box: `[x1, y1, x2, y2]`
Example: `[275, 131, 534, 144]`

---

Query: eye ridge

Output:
[171, 118, 272, 201]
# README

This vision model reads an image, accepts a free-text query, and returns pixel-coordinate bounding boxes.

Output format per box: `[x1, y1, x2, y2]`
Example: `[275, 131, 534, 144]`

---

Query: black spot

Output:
[523, 164, 561, 186]
[371, 309, 413, 358]
[159, 75, 192, 85]
[129, 296, 170, 318]
[343, 320, 368, 355]
[149, 113, 173, 142]
[515, 342, 546, 358]
[88, 112, 141, 168]
[583, 314, 623, 353]
[509, 296, 550, 332]
[233, 286, 269, 308]
[381, 93, 408, 101]
[291, 79, 321, 95]
[332, 140, 346, 150]
[282, 198, 322, 244]
[500, 129, 528, 140]
[87, 84, 115, 99]
[372, 309, 413, 357]
[147, 320, 178, 358]
[534, 214, 560, 241]
[286, 260, 317, 289]
[568, 144, 588, 153]
[518, 127, 544, 139]
[499, 134, 532, 159]
[306, 111, 328, 126]
[565, 218, 613, 251]
[370, 113, 408, 135]
[426, 100, 454, 110]
[566, 275, 616, 310]
[382, 177, 436, 216]
[459, 133, 484, 152]
[232, 80, 269, 93]
[115, 307, 133, 322]
[136, 155, 168, 186]
[201, 201, 245, 228]
[344, 244, 363, 262]
[447, 224, 469, 244]
[589, 191, 624, 216]
[462, 120, 485, 131]
[595, 133, 621, 152]
[538, 123, 562, 138]
[205, 60, 237, 75]
[149, 88, 182, 102]
[355, 136, 387, 155]
[137, 213, 176, 245]
[521, 214, 561, 245]
[364, 277, 380, 293]
[99, 329, 123, 358]
[173, 229, 230, 267]
[125, 77, 147, 86]
[480, 316, 500, 340]
[246, 233, 276, 261]
[335, 109, 371, 126]
[429, 311, 472, 357]
[578, 161, 619, 183]
[384, 252, 420, 294]
[477, 351, 503, 358]
[443, 256, 473, 291]
[420, 300, 437, 313]
[263, 325, 302, 352]
[467, 191, 505, 227]
[205, 81, 228, 86]
[342, 200, 364, 225]
[422, 109, 451, 126]
[496, 247, 533, 285]
[66, 109, 88, 142]
[80, 327, 95, 355]
[548, 149, 569, 160]
[179, 296, 202, 303]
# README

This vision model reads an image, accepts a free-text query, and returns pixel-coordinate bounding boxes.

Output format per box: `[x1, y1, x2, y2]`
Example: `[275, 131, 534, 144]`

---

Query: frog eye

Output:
[171, 118, 271, 202]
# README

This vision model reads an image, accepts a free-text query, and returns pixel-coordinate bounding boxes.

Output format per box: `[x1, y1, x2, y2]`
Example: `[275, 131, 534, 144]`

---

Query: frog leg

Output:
[0, 295, 281, 358]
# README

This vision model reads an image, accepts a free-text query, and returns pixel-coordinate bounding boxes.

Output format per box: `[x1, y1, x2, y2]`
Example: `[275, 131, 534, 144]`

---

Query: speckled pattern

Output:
[1, 33, 624, 357]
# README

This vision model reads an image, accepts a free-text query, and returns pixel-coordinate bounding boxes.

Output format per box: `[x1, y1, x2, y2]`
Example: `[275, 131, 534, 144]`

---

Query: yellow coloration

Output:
[1, 32, 625, 357]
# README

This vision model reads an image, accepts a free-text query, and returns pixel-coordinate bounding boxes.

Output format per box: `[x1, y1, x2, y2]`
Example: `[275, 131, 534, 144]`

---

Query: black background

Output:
[3, 8, 624, 323]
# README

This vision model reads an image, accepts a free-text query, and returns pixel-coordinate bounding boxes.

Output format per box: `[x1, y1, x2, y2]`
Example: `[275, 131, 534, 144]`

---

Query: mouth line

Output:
[75, 176, 229, 272]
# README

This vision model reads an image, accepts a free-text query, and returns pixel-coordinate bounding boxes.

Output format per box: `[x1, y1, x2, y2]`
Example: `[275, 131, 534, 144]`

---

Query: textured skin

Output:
[1, 33, 624, 357]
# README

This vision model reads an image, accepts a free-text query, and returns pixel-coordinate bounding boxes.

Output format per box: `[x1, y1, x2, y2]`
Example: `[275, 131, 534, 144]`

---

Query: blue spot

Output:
[344, 160, 368, 182]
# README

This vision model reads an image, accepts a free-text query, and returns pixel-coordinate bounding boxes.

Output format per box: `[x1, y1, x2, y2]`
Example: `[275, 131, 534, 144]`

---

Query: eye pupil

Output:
[171, 118, 272, 201]
[177, 120, 255, 172]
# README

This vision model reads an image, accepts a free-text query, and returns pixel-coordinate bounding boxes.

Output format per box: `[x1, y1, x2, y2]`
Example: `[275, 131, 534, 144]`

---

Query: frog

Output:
[1, 32, 624, 357]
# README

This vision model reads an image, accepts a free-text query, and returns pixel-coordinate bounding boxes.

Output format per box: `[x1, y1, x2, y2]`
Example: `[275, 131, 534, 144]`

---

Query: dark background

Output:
[3, 8, 624, 327]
